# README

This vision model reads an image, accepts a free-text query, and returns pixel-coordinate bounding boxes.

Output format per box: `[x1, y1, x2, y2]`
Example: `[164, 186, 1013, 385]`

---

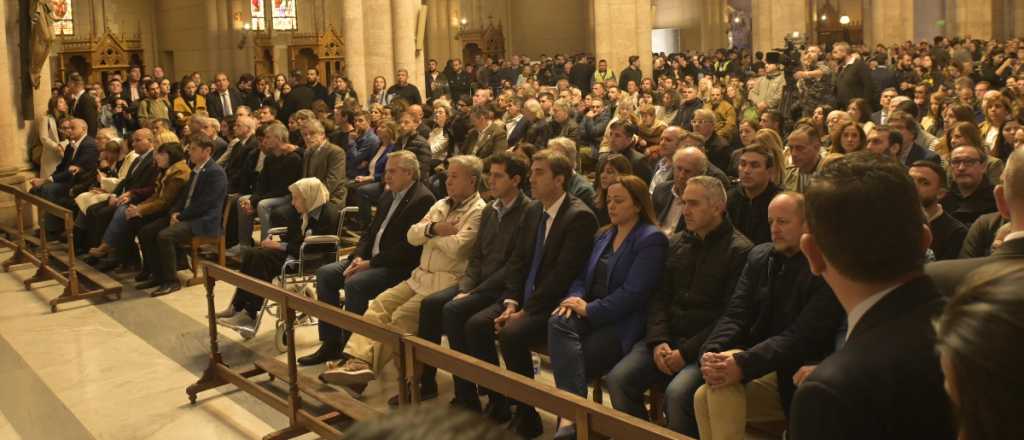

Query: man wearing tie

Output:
[30, 118, 99, 236]
[208, 72, 242, 121]
[461, 150, 597, 438]
[137, 135, 227, 296]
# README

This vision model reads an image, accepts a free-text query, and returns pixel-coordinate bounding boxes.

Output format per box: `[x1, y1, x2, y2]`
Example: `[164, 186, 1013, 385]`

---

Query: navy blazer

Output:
[173, 160, 228, 236]
[52, 136, 99, 184]
[567, 222, 668, 353]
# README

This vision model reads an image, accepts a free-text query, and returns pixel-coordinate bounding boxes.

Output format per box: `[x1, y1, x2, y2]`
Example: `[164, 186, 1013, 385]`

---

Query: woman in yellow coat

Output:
[173, 79, 207, 127]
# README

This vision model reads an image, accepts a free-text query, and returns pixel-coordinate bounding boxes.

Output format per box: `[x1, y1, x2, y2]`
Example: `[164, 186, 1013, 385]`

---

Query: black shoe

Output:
[485, 397, 512, 424]
[297, 343, 344, 366]
[387, 382, 439, 407]
[508, 407, 543, 439]
[81, 255, 100, 266]
[95, 259, 119, 272]
[134, 271, 152, 283]
[151, 282, 181, 297]
[136, 279, 161, 290]
[448, 396, 483, 413]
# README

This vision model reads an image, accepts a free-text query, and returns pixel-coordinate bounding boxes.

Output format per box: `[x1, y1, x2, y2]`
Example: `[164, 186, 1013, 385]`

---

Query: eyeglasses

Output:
[950, 158, 981, 167]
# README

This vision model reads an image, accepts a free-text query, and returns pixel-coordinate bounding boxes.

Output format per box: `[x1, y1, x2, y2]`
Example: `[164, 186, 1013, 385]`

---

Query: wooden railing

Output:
[0, 183, 121, 312]
[189, 262, 691, 440]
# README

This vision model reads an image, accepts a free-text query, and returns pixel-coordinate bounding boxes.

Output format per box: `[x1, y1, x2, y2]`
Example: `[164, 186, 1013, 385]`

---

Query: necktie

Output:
[185, 165, 202, 209]
[222, 93, 232, 116]
[523, 211, 550, 303]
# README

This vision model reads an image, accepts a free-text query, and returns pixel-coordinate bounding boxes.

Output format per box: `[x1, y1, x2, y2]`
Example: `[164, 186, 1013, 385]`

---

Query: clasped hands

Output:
[700, 351, 743, 388]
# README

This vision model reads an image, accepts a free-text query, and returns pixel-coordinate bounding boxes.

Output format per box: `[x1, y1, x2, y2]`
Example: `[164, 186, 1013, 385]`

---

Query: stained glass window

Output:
[54, 0, 74, 36]
[250, 0, 297, 31]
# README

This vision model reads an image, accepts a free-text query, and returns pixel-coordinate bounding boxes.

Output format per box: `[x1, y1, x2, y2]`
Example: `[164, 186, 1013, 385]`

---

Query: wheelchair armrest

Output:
[266, 227, 288, 237]
[303, 235, 340, 246]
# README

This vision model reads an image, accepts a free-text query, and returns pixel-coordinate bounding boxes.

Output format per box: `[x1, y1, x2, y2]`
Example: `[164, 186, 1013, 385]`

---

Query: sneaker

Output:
[218, 313, 257, 339]
[320, 358, 375, 385]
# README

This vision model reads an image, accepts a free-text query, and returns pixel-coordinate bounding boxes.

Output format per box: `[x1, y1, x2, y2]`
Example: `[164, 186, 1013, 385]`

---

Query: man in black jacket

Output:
[606, 120, 654, 183]
[79, 128, 159, 253]
[447, 59, 473, 101]
[694, 192, 843, 439]
[788, 152, 955, 440]
[386, 68, 423, 105]
[928, 149, 1024, 296]
[298, 151, 435, 365]
[232, 122, 302, 249]
[391, 153, 531, 412]
[30, 118, 99, 235]
[207, 72, 244, 121]
[279, 71, 315, 124]
[618, 55, 643, 92]
[463, 150, 597, 438]
[833, 42, 877, 111]
[606, 175, 751, 437]
[910, 161, 967, 261]
[68, 74, 99, 136]
[727, 144, 781, 244]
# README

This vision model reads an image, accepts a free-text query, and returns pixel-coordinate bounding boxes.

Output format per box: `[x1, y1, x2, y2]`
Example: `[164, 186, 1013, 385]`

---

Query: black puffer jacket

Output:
[644, 218, 753, 362]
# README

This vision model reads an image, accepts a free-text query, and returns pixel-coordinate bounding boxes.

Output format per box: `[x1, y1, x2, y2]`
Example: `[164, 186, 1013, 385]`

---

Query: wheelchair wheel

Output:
[274, 320, 289, 353]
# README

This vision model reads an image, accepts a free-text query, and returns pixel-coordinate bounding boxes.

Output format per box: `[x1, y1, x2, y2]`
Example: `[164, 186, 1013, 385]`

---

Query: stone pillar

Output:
[699, 0, 729, 52]
[751, 0, 809, 54]
[592, 0, 654, 80]
[425, 0, 460, 66]
[392, 0, 424, 94]
[364, 0, 395, 93]
[0, 0, 51, 227]
[952, 0, 998, 40]
[864, 0, 914, 46]
[343, 0, 368, 100]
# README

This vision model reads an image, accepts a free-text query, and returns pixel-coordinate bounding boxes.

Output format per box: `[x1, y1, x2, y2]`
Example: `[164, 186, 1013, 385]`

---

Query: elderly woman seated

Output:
[217, 177, 340, 335]
[546, 175, 668, 439]
[91, 142, 191, 272]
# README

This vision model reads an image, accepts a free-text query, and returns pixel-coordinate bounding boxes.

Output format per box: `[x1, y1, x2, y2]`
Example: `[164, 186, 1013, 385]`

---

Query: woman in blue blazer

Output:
[548, 175, 669, 439]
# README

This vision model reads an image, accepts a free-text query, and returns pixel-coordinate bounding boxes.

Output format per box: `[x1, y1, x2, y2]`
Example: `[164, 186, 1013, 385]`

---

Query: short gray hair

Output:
[387, 150, 421, 180]
[263, 121, 290, 143]
[447, 154, 484, 184]
[303, 119, 325, 135]
[547, 137, 578, 166]
[686, 175, 727, 208]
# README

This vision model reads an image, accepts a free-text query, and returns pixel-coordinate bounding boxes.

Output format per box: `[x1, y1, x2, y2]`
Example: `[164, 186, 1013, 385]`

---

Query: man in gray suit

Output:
[466, 105, 507, 160]
[928, 149, 1024, 297]
[271, 119, 347, 227]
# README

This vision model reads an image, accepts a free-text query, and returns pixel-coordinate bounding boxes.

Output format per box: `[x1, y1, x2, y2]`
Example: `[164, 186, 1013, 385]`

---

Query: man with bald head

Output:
[79, 128, 159, 254]
[694, 192, 843, 439]
[31, 118, 99, 236]
[650, 126, 685, 191]
[928, 149, 1024, 296]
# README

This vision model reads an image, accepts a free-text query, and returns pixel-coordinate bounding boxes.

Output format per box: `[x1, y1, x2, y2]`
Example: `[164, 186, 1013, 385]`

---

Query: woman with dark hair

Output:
[594, 153, 635, 226]
[922, 91, 951, 137]
[89, 142, 191, 272]
[935, 103, 980, 160]
[172, 80, 206, 128]
[993, 119, 1021, 162]
[547, 175, 669, 439]
[935, 260, 1024, 440]
[330, 76, 358, 108]
[829, 121, 867, 155]
[846, 98, 875, 133]
[657, 89, 681, 125]
[37, 95, 68, 179]
[811, 105, 834, 145]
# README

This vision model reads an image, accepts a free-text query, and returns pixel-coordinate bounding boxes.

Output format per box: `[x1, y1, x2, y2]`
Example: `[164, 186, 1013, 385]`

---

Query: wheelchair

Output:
[233, 207, 359, 353]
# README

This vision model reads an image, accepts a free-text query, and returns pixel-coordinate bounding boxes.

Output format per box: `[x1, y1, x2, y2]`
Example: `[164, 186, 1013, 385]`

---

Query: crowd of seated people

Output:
[30, 34, 1024, 439]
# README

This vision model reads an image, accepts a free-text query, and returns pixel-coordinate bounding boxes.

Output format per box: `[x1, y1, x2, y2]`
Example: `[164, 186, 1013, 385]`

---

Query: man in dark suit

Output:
[279, 71, 315, 124]
[207, 72, 244, 121]
[606, 120, 654, 184]
[465, 105, 508, 160]
[298, 151, 435, 366]
[305, 68, 330, 104]
[694, 193, 844, 438]
[68, 74, 99, 137]
[832, 42, 877, 111]
[137, 135, 228, 296]
[788, 152, 955, 440]
[30, 118, 99, 235]
[219, 115, 260, 194]
[928, 149, 1024, 297]
[463, 150, 597, 438]
[79, 128, 159, 253]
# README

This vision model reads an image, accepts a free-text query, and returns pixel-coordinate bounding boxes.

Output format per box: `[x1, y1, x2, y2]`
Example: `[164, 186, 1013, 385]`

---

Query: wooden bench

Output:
[181, 195, 234, 287]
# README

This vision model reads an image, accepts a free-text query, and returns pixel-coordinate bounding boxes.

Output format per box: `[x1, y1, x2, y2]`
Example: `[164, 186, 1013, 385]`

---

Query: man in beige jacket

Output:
[321, 155, 486, 391]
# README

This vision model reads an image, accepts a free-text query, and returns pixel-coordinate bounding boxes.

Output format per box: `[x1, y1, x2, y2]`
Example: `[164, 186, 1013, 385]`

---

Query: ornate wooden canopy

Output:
[53, 30, 143, 84]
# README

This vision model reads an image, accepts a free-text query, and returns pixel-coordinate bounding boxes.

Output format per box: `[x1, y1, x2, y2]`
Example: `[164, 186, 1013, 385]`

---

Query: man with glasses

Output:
[691, 108, 734, 175]
[942, 144, 998, 226]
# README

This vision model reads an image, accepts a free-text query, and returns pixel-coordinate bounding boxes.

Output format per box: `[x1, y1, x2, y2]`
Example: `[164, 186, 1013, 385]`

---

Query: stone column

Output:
[425, 0, 460, 66]
[699, 0, 729, 52]
[392, 0, 424, 94]
[0, 0, 51, 227]
[751, 0, 809, 54]
[952, 0, 998, 40]
[592, 0, 653, 80]
[342, 0, 368, 100]
[364, 0, 395, 94]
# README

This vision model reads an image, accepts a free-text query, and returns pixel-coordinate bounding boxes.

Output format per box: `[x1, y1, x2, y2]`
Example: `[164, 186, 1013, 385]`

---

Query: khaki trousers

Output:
[693, 355, 786, 440]
[343, 281, 426, 373]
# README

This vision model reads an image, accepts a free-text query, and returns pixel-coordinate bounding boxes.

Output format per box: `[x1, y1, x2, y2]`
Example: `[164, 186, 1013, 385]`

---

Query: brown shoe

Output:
[320, 358, 375, 385]
[88, 243, 111, 258]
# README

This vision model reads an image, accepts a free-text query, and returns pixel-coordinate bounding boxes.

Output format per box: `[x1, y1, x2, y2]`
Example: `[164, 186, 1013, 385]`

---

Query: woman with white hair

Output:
[217, 177, 341, 334]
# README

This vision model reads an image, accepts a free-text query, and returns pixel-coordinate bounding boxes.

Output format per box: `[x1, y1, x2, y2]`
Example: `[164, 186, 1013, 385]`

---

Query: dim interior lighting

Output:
[733, 17, 741, 23]
[839, 15, 851, 25]
[821, 14, 827, 21]
[460, 18, 468, 25]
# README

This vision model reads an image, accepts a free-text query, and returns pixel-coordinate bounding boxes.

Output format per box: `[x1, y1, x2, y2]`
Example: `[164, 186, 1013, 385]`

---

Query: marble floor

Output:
[0, 248, 594, 440]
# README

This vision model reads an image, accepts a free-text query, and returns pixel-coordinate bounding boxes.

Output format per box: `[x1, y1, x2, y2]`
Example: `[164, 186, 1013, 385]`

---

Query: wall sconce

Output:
[239, 22, 251, 49]
[820, 14, 827, 21]
[839, 15, 851, 25]
[455, 17, 468, 39]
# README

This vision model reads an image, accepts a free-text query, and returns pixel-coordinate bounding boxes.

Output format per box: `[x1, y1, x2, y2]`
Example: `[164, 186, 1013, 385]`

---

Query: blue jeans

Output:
[237, 195, 290, 246]
[355, 182, 384, 227]
[548, 314, 623, 398]
[31, 182, 71, 233]
[605, 341, 703, 436]
[103, 204, 132, 247]
[315, 259, 407, 346]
